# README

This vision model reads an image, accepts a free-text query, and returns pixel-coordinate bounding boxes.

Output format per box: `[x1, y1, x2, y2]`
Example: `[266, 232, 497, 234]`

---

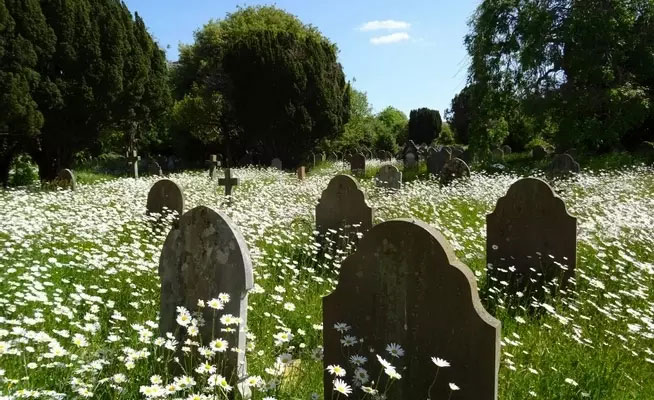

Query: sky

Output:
[124, 0, 480, 116]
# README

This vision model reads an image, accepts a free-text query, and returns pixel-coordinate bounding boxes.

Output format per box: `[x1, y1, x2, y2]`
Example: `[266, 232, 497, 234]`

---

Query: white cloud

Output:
[359, 20, 411, 31]
[370, 32, 410, 45]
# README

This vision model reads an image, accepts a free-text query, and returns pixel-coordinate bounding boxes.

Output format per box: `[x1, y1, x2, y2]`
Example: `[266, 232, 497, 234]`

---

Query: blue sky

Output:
[124, 0, 480, 117]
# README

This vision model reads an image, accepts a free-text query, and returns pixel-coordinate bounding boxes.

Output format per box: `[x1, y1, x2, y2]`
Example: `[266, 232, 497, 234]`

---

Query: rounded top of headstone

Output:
[147, 179, 184, 217]
[491, 177, 574, 219]
[378, 164, 400, 174]
[440, 157, 471, 184]
[57, 169, 77, 190]
[323, 174, 364, 195]
[548, 153, 580, 177]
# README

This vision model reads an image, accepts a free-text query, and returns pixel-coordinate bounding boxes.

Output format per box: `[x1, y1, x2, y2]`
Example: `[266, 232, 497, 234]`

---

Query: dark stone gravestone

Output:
[374, 164, 402, 190]
[315, 174, 373, 238]
[350, 153, 366, 176]
[271, 158, 282, 170]
[532, 145, 547, 160]
[146, 179, 184, 220]
[451, 146, 465, 159]
[547, 154, 580, 179]
[427, 148, 451, 176]
[56, 169, 76, 191]
[404, 152, 418, 169]
[159, 206, 253, 398]
[501, 145, 512, 155]
[147, 159, 163, 176]
[440, 158, 471, 185]
[297, 166, 306, 180]
[487, 177, 576, 293]
[323, 219, 500, 400]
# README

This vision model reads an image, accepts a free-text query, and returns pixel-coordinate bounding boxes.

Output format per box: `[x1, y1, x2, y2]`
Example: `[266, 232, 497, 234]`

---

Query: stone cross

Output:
[219, 168, 239, 197]
[146, 179, 184, 221]
[128, 150, 140, 179]
[296, 166, 306, 180]
[440, 157, 471, 185]
[207, 154, 221, 179]
[487, 177, 577, 294]
[427, 148, 451, 176]
[159, 206, 253, 399]
[375, 165, 402, 189]
[315, 174, 373, 239]
[56, 169, 76, 191]
[323, 219, 500, 400]
[350, 153, 366, 176]
[271, 158, 282, 170]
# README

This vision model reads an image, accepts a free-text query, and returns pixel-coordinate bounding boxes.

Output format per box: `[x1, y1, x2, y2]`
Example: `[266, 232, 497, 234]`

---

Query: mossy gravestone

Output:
[427, 148, 451, 176]
[146, 179, 184, 221]
[404, 152, 418, 169]
[487, 178, 576, 294]
[315, 174, 373, 239]
[56, 169, 76, 190]
[323, 219, 500, 400]
[440, 158, 471, 185]
[375, 164, 402, 190]
[159, 206, 253, 398]
[547, 153, 580, 179]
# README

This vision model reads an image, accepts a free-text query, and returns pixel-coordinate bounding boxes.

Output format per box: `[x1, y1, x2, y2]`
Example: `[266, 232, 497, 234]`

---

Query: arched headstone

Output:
[146, 179, 184, 219]
[147, 159, 163, 176]
[375, 165, 402, 190]
[440, 158, 471, 185]
[547, 153, 580, 179]
[315, 175, 373, 237]
[56, 169, 77, 190]
[501, 145, 512, 155]
[350, 153, 366, 176]
[323, 219, 500, 400]
[271, 158, 282, 170]
[159, 206, 253, 398]
[427, 148, 451, 176]
[404, 152, 418, 169]
[487, 178, 576, 293]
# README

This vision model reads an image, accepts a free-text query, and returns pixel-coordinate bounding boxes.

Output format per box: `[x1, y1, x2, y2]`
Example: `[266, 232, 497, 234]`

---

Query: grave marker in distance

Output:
[56, 169, 77, 190]
[350, 153, 366, 176]
[315, 174, 373, 238]
[146, 179, 184, 220]
[375, 165, 402, 190]
[440, 157, 471, 185]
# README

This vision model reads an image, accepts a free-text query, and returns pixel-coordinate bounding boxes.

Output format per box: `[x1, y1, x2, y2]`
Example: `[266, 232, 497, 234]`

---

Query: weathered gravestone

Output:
[297, 166, 306, 180]
[159, 206, 253, 398]
[492, 148, 504, 162]
[147, 159, 163, 176]
[271, 158, 282, 170]
[501, 145, 512, 155]
[374, 164, 402, 190]
[440, 158, 471, 185]
[427, 148, 451, 176]
[487, 177, 576, 293]
[315, 175, 373, 238]
[207, 154, 221, 179]
[547, 153, 580, 179]
[404, 152, 418, 169]
[451, 146, 465, 159]
[56, 169, 76, 190]
[532, 145, 547, 160]
[146, 179, 184, 220]
[128, 150, 140, 178]
[350, 153, 366, 176]
[323, 219, 500, 400]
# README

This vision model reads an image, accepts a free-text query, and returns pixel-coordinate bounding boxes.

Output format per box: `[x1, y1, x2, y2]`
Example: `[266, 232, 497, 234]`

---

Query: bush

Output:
[9, 154, 38, 186]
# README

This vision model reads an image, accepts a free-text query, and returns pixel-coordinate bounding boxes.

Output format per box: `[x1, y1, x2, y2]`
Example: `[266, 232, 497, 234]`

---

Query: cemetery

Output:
[1, 1, 654, 400]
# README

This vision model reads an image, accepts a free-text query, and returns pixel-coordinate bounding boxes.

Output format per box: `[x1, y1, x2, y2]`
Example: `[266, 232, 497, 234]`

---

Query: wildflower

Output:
[209, 338, 229, 353]
[386, 343, 405, 358]
[207, 298, 223, 310]
[431, 357, 450, 368]
[449, 382, 460, 391]
[333, 379, 352, 396]
[326, 364, 346, 377]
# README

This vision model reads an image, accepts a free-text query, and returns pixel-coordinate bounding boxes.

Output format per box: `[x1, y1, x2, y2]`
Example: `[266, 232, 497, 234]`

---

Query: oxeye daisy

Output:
[326, 364, 346, 377]
[333, 379, 352, 396]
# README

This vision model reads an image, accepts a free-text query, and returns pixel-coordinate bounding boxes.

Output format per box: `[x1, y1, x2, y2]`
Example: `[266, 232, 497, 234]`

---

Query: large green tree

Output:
[173, 6, 350, 166]
[408, 107, 442, 145]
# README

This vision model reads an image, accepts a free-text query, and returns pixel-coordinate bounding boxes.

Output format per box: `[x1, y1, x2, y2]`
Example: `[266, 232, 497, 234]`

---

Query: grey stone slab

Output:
[375, 164, 402, 190]
[440, 157, 470, 185]
[350, 153, 366, 176]
[487, 177, 577, 293]
[404, 152, 418, 169]
[323, 219, 500, 400]
[146, 179, 184, 219]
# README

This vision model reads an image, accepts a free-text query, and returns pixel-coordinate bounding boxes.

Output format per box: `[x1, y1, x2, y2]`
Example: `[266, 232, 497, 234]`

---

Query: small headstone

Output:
[323, 219, 500, 400]
[404, 152, 418, 170]
[56, 169, 76, 190]
[350, 153, 366, 176]
[159, 206, 253, 398]
[487, 177, 576, 293]
[147, 159, 163, 176]
[315, 174, 373, 238]
[491, 148, 504, 162]
[207, 155, 221, 179]
[310, 152, 317, 167]
[297, 166, 306, 180]
[501, 145, 512, 155]
[532, 145, 547, 160]
[219, 168, 239, 197]
[426, 148, 451, 176]
[374, 165, 402, 190]
[128, 150, 140, 179]
[440, 157, 471, 185]
[146, 179, 184, 220]
[547, 153, 580, 179]
[271, 158, 282, 170]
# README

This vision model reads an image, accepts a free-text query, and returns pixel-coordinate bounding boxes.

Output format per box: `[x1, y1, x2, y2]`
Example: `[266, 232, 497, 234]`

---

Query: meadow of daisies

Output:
[0, 161, 653, 400]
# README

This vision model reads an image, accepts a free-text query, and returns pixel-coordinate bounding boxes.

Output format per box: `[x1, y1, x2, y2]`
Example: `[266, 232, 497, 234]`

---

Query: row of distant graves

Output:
[147, 170, 577, 399]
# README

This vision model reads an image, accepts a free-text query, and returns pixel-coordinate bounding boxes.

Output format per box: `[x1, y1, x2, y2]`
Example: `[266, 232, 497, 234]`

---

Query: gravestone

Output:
[501, 145, 512, 155]
[323, 219, 500, 400]
[375, 165, 402, 190]
[207, 155, 221, 179]
[532, 145, 547, 160]
[427, 148, 451, 176]
[329, 152, 338, 162]
[440, 158, 471, 185]
[219, 168, 239, 197]
[166, 156, 176, 172]
[146, 179, 184, 220]
[147, 159, 163, 176]
[128, 150, 140, 179]
[350, 153, 366, 176]
[315, 174, 373, 238]
[297, 166, 306, 180]
[492, 148, 504, 162]
[271, 158, 282, 170]
[310, 152, 317, 167]
[56, 169, 76, 190]
[404, 152, 418, 169]
[451, 146, 465, 159]
[547, 154, 580, 179]
[159, 206, 253, 398]
[487, 178, 576, 293]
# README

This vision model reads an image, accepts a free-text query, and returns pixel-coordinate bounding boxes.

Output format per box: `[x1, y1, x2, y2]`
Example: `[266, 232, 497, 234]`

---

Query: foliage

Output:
[437, 123, 456, 145]
[8, 154, 38, 186]
[377, 106, 408, 146]
[408, 108, 442, 145]
[446, 85, 475, 144]
[173, 6, 350, 167]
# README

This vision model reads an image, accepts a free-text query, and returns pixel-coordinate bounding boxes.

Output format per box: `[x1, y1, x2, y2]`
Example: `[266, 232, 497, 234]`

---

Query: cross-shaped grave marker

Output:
[207, 154, 221, 179]
[219, 168, 239, 197]
[128, 149, 140, 179]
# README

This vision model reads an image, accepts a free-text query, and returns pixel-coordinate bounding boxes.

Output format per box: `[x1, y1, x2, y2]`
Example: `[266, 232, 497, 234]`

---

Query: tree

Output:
[446, 85, 475, 144]
[173, 6, 350, 166]
[376, 106, 408, 146]
[408, 108, 442, 145]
